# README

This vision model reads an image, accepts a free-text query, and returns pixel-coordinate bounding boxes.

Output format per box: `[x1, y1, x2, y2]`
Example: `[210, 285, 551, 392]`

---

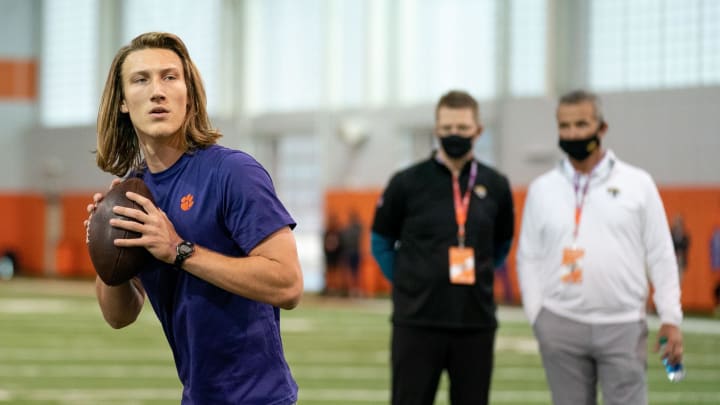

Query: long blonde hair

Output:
[96, 32, 222, 176]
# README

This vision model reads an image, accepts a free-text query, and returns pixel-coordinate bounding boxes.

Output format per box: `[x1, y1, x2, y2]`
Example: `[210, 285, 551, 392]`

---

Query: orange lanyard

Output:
[452, 161, 478, 247]
[572, 172, 592, 241]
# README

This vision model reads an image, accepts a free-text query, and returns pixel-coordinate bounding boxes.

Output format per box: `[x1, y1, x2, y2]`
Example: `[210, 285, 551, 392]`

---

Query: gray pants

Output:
[533, 308, 648, 405]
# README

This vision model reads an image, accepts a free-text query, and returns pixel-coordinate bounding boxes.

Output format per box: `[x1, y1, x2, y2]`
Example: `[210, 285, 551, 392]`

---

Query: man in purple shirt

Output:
[85, 32, 302, 404]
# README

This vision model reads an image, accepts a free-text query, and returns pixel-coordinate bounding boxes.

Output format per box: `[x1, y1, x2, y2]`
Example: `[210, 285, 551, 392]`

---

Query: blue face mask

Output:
[440, 134, 473, 158]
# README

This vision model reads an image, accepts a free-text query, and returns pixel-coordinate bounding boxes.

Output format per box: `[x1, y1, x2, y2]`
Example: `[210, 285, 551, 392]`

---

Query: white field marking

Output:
[0, 365, 177, 378]
[495, 336, 539, 354]
[650, 369, 720, 382]
[12, 389, 180, 402]
[0, 347, 170, 361]
[495, 367, 720, 382]
[2, 341, 714, 367]
[491, 367, 551, 380]
[497, 305, 532, 322]
[291, 366, 387, 380]
[298, 388, 388, 402]
[296, 365, 720, 384]
[0, 298, 88, 314]
[298, 389, 554, 403]
[487, 391, 552, 402]
[681, 353, 720, 367]
[282, 323, 390, 334]
[0, 365, 383, 381]
[0, 348, 387, 365]
[647, 314, 720, 335]
[286, 350, 388, 364]
[280, 317, 315, 332]
[2, 362, 716, 384]
[0, 387, 717, 403]
[491, 391, 720, 404]
[301, 389, 720, 404]
[648, 392, 720, 403]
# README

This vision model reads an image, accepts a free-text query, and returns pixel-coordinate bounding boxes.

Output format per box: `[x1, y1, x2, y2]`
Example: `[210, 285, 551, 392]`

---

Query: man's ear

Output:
[120, 100, 128, 114]
[475, 124, 484, 136]
[599, 120, 608, 134]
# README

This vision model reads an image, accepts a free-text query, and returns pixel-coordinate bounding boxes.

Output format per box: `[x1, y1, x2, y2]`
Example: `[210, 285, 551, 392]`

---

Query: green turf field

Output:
[0, 278, 718, 404]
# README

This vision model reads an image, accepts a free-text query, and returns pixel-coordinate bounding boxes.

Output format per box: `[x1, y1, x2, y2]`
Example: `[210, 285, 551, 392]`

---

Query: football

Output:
[87, 177, 155, 286]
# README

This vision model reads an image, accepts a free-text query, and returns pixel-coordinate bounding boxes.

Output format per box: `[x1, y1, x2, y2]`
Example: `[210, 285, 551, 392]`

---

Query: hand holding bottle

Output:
[659, 336, 685, 382]
[655, 323, 685, 382]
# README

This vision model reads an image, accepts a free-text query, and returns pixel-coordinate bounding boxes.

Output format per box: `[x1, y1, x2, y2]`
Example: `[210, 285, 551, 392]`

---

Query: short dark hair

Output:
[558, 89, 604, 122]
[435, 90, 480, 122]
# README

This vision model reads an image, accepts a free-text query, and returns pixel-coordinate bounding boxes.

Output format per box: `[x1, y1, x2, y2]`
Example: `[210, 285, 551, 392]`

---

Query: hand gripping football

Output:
[87, 178, 155, 286]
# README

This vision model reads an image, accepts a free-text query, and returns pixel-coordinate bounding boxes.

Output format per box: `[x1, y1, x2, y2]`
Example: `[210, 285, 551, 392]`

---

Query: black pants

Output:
[391, 325, 495, 405]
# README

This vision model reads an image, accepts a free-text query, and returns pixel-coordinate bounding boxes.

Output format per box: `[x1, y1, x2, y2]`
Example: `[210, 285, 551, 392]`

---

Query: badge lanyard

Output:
[572, 171, 593, 243]
[452, 161, 478, 248]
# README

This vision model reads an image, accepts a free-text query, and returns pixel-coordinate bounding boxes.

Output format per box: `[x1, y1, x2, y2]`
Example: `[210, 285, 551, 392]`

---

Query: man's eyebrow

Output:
[127, 66, 182, 76]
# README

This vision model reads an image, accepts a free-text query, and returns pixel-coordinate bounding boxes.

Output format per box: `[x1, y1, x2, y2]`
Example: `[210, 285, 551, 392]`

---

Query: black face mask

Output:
[440, 134, 473, 159]
[558, 133, 601, 161]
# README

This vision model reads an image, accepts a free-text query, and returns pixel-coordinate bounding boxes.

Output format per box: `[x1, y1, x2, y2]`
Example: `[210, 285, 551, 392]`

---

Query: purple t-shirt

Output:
[137, 145, 297, 404]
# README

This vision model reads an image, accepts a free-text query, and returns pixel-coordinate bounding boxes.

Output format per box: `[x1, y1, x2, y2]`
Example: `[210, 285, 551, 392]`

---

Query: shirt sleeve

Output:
[371, 231, 396, 281]
[516, 181, 545, 324]
[642, 175, 683, 326]
[219, 153, 296, 255]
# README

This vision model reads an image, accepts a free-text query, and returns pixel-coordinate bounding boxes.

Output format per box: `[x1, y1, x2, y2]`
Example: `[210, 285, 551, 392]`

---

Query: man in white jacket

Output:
[516, 90, 683, 405]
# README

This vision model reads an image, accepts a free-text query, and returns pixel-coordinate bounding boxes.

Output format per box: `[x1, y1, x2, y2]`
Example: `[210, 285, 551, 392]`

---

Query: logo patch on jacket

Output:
[474, 185, 487, 198]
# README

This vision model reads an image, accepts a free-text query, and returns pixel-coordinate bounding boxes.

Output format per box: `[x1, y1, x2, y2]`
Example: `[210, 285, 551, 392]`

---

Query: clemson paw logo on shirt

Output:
[180, 194, 194, 211]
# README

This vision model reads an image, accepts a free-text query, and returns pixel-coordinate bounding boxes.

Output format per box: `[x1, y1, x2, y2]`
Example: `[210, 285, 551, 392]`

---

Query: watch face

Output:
[175, 241, 194, 267]
[179, 242, 194, 255]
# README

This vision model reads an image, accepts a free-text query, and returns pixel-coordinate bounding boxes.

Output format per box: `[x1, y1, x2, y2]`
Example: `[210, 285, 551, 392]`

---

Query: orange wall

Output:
[0, 59, 37, 100]
[324, 190, 390, 296]
[0, 59, 42, 272]
[659, 188, 720, 311]
[325, 187, 720, 313]
[57, 193, 96, 277]
[1, 186, 719, 312]
[0, 194, 46, 274]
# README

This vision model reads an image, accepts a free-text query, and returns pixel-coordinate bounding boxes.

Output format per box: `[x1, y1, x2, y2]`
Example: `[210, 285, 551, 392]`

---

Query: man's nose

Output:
[150, 79, 166, 101]
[567, 126, 584, 139]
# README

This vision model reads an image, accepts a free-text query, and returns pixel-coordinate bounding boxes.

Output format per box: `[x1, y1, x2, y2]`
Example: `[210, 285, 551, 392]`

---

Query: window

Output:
[509, 0, 547, 96]
[326, 0, 369, 109]
[40, 0, 99, 126]
[244, 0, 503, 112]
[244, 0, 326, 113]
[122, 0, 222, 115]
[589, 0, 720, 90]
[254, 133, 323, 291]
[396, 0, 497, 104]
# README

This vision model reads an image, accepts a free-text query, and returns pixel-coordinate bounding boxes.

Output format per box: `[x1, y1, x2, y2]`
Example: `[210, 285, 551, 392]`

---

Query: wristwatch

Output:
[174, 240, 195, 268]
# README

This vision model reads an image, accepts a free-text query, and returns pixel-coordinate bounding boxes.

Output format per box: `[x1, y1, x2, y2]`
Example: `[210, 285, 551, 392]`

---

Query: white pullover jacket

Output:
[517, 150, 682, 326]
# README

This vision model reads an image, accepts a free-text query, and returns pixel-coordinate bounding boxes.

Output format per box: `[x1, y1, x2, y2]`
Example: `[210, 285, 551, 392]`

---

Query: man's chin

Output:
[141, 125, 182, 139]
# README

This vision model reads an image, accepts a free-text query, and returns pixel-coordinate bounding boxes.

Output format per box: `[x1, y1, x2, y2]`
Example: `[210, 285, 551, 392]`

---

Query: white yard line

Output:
[2, 388, 718, 403]
[8, 388, 179, 402]
[0, 365, 177, 378]
[0, 298, 81, 314]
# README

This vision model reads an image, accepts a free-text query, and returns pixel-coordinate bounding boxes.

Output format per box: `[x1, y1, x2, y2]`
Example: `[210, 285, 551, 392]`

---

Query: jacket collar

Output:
[559, 149, 616, 184]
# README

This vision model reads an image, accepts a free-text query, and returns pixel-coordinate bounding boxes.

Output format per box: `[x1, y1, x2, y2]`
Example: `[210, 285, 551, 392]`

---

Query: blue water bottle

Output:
[659, 336, 685, 382]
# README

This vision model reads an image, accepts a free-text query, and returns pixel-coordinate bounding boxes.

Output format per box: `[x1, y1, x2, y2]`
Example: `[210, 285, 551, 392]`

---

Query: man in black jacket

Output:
[371, 90, 515, 405]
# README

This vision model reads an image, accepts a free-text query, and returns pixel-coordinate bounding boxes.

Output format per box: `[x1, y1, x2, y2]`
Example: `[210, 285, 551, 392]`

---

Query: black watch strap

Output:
[174, 241, 195, 267]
